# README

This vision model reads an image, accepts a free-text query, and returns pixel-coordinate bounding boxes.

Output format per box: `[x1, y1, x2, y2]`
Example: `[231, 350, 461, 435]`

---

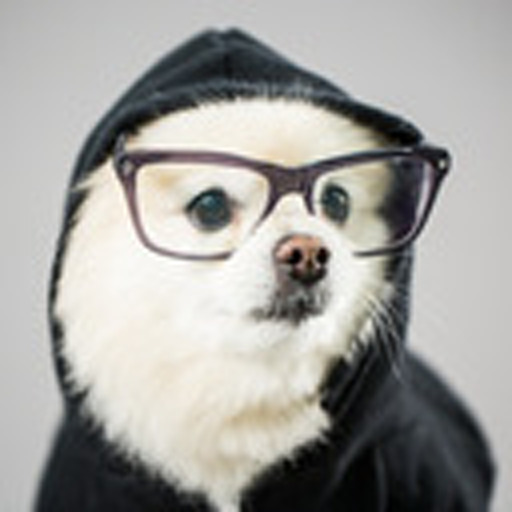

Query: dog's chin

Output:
[251, 284, 330, 326]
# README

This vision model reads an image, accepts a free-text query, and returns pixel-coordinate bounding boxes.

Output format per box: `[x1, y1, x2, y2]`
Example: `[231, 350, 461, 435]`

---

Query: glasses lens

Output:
[135, 161, 269, 257]
[315, 155, 433, 253]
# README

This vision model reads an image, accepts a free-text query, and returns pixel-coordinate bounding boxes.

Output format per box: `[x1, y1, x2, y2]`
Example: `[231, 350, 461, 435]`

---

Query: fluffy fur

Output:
[55, 99, 391, 511]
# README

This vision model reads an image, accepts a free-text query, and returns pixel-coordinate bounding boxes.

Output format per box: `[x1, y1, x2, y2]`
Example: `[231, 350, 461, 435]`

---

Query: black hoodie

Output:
[36, 29, 494, 512]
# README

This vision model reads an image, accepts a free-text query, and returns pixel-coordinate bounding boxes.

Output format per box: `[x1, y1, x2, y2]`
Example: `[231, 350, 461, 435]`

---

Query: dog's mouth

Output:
[252, 283, 330, 325]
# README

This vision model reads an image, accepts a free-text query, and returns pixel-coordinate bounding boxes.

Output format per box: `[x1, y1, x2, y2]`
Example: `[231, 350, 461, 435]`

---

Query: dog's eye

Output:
[186, 188, 233, 232]
[321, 184, 350, 224]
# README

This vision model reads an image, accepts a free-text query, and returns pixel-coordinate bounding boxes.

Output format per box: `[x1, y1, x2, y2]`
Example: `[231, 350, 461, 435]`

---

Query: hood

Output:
[50, 28, 418, 417]
[73, 29, 422, 186]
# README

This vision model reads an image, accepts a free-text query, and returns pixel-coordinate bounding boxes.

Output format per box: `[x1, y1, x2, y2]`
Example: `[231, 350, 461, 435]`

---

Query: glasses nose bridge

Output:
[269, 166, 316, 214]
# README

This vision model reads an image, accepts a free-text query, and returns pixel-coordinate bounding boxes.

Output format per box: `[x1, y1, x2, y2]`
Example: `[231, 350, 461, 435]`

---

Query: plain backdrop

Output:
[1, 1, 510, 510]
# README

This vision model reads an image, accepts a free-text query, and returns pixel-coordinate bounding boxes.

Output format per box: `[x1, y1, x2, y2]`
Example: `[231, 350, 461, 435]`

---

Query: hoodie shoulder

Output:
[377, 354, 494, 511]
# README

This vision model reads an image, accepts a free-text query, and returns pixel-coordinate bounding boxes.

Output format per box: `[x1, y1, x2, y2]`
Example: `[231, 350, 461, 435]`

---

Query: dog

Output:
[36, 29, 494, 512]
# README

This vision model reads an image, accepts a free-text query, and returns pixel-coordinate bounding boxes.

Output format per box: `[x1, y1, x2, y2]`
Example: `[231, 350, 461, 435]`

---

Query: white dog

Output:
[36, 30, 494, 512]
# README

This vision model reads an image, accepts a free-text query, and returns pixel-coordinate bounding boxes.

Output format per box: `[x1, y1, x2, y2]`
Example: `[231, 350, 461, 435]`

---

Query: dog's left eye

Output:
[186, 188, 233, 232]
[320, 184, 350, 224]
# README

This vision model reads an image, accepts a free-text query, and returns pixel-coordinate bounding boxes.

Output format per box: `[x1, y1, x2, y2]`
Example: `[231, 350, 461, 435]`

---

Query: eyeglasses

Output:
[113, 135, 450, 261]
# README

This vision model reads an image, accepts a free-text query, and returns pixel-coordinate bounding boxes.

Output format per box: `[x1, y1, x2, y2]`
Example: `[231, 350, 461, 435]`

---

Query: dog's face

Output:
[55, 100, 393, 506]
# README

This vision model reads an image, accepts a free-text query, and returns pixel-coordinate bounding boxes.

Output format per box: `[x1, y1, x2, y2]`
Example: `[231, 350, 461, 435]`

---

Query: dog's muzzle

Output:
[254, 234, 331, 324]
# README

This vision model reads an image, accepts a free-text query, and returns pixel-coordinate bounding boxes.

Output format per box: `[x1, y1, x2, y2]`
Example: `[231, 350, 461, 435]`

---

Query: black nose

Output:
[274, 234, 330, 286]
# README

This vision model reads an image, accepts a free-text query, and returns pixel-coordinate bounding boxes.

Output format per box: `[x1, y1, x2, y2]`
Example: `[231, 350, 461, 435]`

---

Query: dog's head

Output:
[57, 98, 391, 391]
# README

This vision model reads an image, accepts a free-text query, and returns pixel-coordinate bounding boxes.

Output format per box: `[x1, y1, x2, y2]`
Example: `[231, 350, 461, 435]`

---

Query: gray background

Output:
[1, 1, 510, 510]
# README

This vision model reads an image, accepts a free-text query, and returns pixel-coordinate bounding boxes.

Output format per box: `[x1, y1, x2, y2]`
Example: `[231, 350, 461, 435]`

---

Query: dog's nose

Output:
[274, 234, 330, 286]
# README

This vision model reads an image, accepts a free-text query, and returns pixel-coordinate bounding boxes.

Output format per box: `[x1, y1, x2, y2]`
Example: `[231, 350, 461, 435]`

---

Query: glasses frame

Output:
[113, 135, 450, 261]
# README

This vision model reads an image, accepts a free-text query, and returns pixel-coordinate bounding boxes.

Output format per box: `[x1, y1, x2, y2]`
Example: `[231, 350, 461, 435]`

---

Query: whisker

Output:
[359, 286, 406, 383]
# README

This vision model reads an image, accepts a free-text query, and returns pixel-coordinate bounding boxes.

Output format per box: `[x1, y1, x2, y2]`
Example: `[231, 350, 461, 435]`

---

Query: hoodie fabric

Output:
[37, 29, 494, 512]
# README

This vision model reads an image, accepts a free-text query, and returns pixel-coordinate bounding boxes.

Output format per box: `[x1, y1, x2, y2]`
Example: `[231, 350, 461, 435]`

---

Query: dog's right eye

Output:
[186, 188, 233, 232]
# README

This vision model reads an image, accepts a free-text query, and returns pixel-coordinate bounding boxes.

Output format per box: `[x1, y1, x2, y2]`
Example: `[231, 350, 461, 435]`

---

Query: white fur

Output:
[55, 99, 390, 511]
